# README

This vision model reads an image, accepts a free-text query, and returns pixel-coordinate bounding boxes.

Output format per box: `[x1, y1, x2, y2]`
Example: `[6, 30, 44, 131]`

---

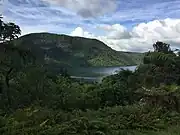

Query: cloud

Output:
[41, 0, 118, 18]
[3, 0, 86, 35]
[3, 0, 180, 52]
[97, 0, 180, 24]
[98, 24, 131, 39]
[70, 27, 94, 38]
[70, 18, 180, 52]
[0, 0, 4, 15]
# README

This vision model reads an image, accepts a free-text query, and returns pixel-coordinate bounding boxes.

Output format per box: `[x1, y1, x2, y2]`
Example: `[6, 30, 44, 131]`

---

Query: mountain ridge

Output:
[20, 32, 142, 54]
[15, 32, 143, 70]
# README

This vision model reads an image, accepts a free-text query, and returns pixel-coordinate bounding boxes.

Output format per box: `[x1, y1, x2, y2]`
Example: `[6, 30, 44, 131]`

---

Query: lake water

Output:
[71, 65, 137, 82]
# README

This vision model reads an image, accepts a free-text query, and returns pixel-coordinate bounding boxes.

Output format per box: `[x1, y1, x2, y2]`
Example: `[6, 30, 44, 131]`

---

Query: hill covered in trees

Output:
[1, 18, 180, 135]
[14, 33, 143, 68]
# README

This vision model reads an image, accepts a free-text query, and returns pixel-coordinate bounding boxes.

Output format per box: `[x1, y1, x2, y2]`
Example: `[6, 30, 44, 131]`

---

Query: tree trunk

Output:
[5, 67, 13, 106]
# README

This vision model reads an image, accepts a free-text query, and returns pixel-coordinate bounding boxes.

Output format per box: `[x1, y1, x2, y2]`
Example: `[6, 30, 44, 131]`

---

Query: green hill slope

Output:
[15, 32, 143, 68]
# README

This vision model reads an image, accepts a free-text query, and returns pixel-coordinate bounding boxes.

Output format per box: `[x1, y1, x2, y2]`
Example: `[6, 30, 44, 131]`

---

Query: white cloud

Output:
[98, 24, 131, 39]
[70, 27, 94, 38]
[70, 18, 180, 52]
[131, 18, 180, 42]
[41, 0, 117, 18]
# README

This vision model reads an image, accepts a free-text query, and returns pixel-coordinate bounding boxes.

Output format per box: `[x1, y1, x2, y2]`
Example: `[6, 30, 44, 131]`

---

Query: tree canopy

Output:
[0, 18, 21, 42]
[153, 41, 173, 54]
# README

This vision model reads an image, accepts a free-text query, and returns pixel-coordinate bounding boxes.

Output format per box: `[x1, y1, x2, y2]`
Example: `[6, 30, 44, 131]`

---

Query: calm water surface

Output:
[71, 66, 137, 82]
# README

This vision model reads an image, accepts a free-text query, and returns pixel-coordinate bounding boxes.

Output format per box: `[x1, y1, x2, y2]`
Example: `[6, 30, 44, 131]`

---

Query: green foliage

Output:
[14, 33, 143, 70]
[153, 41, 173, 54]
[1, 19, 180, 135]
[0, 18, 21, 42]
[1, 105, 180, 135]
[99, 70, 136, 106]
[0, 18, 35, 109]
[134, 45, 180, 87]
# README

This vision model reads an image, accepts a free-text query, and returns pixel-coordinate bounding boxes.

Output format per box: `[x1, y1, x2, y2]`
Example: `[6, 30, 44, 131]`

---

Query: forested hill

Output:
[15, 33, 143, 67]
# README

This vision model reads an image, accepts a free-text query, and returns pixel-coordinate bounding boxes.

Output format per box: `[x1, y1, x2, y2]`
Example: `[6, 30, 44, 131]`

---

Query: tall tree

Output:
[0, 16, 4, 42]
[137, 41, 180, 87]
[153, 41, 173, 54]
[0, 17, 34, 107]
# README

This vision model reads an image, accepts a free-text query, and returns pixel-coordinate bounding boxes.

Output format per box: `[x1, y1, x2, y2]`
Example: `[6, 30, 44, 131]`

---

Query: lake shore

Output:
[71, 65, 137, 82]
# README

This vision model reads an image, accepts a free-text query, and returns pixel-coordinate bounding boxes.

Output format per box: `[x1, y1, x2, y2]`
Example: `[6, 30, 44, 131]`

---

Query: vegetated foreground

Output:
[1, 18, 180, 135]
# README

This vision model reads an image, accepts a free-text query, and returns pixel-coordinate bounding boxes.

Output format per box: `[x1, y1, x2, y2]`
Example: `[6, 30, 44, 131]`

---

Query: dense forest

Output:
[1, 18, 180, 135]
[15, 32, 143, 68]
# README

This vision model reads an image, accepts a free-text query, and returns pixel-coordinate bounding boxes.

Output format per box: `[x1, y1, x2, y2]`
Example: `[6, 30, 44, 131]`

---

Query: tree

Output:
[0, 16, 4, 42]
[0, 17, 34, 107]
[153, 41, 173, 54]
[100, 69, 136, 106]
[2, 22, 21, 41]
[136, 41, 180, 87]
[0, 17, 21, 42]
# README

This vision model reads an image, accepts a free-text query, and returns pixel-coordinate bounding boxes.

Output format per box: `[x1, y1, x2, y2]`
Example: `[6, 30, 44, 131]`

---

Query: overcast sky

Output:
[2, 0, 180, 52]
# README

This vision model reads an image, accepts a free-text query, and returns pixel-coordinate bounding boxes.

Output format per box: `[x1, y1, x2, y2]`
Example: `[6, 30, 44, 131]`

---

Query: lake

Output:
[71, 65, 137, 82]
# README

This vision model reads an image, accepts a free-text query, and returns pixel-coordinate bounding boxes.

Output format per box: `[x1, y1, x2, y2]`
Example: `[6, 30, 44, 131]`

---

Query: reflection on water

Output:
[71, 66, 137, 82]
[92, 66, 137, 75]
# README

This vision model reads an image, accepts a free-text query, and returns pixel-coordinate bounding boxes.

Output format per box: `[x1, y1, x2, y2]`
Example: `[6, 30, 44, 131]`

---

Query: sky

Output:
[1, 0, 180, 52]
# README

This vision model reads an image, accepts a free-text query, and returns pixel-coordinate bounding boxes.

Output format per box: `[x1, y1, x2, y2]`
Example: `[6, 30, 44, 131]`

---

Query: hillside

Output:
[15, 33, 143, 69]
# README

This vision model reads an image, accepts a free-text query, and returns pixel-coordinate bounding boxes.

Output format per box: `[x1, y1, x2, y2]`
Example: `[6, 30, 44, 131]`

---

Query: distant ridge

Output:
[15, 32, 143, 70]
